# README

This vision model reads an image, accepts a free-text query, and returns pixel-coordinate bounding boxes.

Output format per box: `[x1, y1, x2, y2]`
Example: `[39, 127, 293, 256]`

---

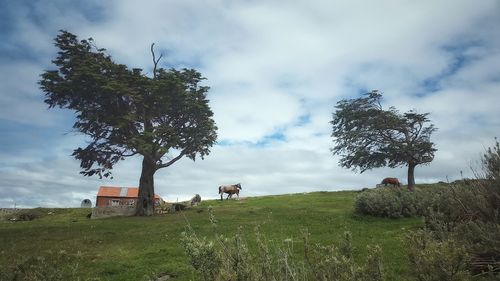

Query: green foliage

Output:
[425, 143, 500, 276]
[40, 31, 217, 178]
[406, 230, 471, 281]
[40, 30, 217, 215]
[181, 227, 221, 281]
[354, 187, 445, 218]
[422, 140, 500, 225]
[405, 139, 500, 279]
[452, 220, 500, 274]
[354, 141, 500, 277]
[304, 231, 384, 281]
[181, 208, 385, 281]
[331, 90, 437, 188]
[481, 138, 500, 181]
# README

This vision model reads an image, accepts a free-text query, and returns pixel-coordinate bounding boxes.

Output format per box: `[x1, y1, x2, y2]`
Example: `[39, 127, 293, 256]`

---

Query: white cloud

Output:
[0, 62, 57, 126]
[0, 0, 499, 207]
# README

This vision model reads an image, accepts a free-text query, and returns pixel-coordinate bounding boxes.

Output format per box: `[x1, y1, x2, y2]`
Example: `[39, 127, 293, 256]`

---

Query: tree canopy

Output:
[40, 31, 217, 215]
[331, 90, 436, 190]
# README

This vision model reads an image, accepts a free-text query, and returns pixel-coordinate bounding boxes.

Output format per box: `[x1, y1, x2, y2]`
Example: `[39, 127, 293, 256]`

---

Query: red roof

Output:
[97, 186, 161, 200]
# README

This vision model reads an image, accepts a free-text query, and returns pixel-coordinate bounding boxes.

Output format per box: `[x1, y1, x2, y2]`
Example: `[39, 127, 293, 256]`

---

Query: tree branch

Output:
[156, 151, 185, 170]
[151, 43, 163, 79]
[121, 151, 139, 157]
[412, 122, 423, 142]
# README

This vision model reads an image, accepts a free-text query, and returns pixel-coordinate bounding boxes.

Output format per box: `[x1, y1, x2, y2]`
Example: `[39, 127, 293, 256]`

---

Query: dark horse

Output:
[219, 183, 242, 201]
[381, 177, 401, 187]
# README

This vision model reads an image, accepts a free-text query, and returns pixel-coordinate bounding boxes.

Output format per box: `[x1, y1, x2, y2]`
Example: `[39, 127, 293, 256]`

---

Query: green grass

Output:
[0, 191, 423, 280]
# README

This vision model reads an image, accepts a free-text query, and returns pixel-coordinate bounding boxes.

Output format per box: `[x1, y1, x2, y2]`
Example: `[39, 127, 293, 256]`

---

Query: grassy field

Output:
[0, 191, 424, 280]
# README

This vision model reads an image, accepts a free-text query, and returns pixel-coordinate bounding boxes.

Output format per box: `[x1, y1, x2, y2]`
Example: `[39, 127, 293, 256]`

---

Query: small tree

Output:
[40, 31, 217, 215]
[331, 90, 436, 190]
[481, 137, 500, 182]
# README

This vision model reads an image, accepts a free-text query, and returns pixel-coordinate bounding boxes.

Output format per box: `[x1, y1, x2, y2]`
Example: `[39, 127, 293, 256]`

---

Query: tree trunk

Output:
[135, 156, 156, 216]
[407, 163, 416, 191]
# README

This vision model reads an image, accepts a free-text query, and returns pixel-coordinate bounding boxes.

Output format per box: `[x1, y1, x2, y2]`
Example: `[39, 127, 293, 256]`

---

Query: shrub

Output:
[355, 140, 500, 278]
[304, 231, 384, 281]
[7, 209, 44, 221]
[354, 187, 445, 218]
[406, 230, 471, 281]
[181, 208, 385, 281]
[481, 139, 500, 182]
[181, 227, 221, 281]
[407, 139, 500, 279]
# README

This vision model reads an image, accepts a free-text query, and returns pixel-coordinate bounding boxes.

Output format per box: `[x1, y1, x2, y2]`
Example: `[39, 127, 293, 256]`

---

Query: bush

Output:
[355, 140, 500, 278]
[422, 195, 500, 276]
[181, 227, 221, 281]
[354, 187, 445, 218]
[181, 208, 385, 281]
[5, 209, 46, 221]
[406, 230, 471, 281]
[304, 231, 384, 281]
[406, 139, 500, 279]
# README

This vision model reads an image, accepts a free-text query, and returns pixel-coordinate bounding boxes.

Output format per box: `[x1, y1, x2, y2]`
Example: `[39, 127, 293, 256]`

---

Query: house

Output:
[96, 186, 163, 207]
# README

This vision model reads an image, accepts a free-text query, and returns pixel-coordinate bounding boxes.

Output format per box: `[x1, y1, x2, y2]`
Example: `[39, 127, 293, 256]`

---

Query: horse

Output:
[219, 183, 242, 201]
[381, 177, 401, 188]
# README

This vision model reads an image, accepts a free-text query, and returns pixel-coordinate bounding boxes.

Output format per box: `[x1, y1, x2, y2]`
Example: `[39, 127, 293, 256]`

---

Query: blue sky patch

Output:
[294, 114, 311, 126]
[0, 120, 65, 156]
[420, 41, 483, 94]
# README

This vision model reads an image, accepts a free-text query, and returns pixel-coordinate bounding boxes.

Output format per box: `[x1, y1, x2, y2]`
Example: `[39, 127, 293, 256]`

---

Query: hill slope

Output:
[0, 191, 422, 280]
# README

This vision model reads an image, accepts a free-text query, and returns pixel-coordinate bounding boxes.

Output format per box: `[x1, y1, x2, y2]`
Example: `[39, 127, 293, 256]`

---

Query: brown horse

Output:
[219, 183, 242, 201]
[381, 177, 401, 188]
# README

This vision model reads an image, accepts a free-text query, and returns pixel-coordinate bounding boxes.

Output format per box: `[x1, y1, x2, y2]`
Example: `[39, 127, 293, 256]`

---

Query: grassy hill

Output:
[0, 191, 423, 280]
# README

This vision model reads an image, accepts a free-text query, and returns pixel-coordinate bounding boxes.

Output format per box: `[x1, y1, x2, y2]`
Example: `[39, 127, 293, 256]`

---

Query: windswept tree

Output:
[40, 31, 217, 215]
[331, 90, 436, 190]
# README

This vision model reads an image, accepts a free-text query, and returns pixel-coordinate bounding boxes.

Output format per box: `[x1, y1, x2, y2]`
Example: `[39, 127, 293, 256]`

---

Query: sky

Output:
[0, 0, 499, 208]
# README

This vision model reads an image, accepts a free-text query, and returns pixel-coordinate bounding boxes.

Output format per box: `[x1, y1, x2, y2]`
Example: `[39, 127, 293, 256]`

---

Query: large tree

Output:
[40, 31, 217, 215]
[330, 90, 436, 190]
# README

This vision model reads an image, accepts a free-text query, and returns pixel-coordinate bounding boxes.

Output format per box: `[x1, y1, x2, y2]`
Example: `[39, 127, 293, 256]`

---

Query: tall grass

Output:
[181, 208, 384, 281]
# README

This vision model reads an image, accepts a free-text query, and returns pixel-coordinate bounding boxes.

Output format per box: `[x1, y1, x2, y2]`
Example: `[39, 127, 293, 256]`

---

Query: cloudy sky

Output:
[1, 0, 499, 208]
